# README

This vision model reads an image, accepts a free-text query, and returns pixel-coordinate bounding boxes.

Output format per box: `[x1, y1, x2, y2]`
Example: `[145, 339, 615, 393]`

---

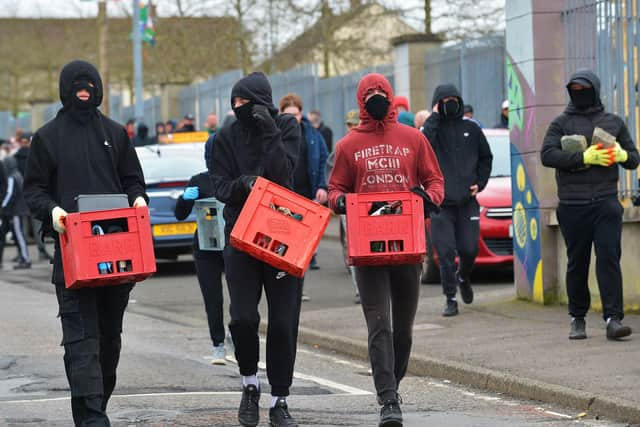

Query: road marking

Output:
[222, 355, 372, 396]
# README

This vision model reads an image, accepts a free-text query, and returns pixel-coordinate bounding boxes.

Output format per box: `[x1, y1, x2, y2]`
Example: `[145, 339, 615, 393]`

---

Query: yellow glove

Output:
[51, 206, 68, 234]
[583, 143, 614, 167]
[133, 197, 147, 208]
[613, 142, 628, 163]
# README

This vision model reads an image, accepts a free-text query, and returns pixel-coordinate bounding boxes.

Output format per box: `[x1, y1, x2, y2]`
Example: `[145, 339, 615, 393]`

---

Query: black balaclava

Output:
[442, 98, 461, 118]
[233, 102, 255, 127]
[364, 94, 390, 121]
[569, 87, 595, 110]
[230, 72, 278, 129]
[432, 84, 464, 121]
[59, 60, 103, 125]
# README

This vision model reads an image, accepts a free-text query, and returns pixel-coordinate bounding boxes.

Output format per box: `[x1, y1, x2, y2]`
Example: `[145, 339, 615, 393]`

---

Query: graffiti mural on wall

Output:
[507, 56, 545, 303]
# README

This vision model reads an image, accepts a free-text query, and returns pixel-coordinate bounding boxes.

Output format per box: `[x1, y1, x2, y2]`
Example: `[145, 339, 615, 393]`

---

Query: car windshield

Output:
[486, 134, 511, 177]
[138, 152, 204, 183]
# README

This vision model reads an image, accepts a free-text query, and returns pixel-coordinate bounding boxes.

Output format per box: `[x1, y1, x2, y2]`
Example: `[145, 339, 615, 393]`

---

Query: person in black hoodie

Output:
[541, 69, 639, 341]
[422, 84, 493, 317]
[0, 156, 31, 269]
[209, 72, 301, 427]
[23, 60, 147, 427]
[174, 146, 228, 366]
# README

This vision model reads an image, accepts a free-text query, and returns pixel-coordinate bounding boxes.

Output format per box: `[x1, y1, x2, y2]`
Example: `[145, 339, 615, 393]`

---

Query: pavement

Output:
[294, 216, 640, 425]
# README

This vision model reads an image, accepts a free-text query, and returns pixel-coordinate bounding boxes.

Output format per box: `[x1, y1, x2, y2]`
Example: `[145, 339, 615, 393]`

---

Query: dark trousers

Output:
[556, 197, 624, 321]
[0, 215, 30, 263]
[354, 263, 421, 402]
[430, 200, 480, 298]
[55, 280, 134, 426]
[194, 249, 226, 346]
[223, 245, 302, 397]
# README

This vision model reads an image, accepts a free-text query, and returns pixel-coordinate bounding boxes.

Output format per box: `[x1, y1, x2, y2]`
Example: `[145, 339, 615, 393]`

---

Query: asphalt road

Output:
[0, 238, 626, 426]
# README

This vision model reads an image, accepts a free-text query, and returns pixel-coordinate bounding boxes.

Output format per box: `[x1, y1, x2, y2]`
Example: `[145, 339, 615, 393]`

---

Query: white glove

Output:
[52, 206, 68, 234]
[133, 197, 147, 208]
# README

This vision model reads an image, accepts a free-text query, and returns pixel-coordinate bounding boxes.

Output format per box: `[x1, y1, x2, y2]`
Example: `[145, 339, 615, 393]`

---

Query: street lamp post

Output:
[132, 0, 144, 121]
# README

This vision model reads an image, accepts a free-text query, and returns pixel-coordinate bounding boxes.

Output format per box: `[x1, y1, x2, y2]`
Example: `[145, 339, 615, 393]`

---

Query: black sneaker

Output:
[606, 318, 632, 340]
[13, 261, 31, 270]
[379, 398, 403, 427]
[238, 384, 260, 427]
[269, 397, 298, 427]
[442, 299, 458, 317]
[456, 272, 474, 304]
[309, 255, 319, 270]
[569, 317, 587, 340]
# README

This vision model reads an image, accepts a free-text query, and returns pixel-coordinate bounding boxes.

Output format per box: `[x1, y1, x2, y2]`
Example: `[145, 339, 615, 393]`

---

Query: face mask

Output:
[233, 102, 254, 127]
[68, 79, 96, 124]
[569, 88, 595, 110]
[365, 94, 390, 121]
[442, 99, 460, 118]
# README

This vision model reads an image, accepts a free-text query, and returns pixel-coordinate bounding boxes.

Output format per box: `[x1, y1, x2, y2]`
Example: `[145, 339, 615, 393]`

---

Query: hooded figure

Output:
[328, 73, 443, 427]
[133, 123, 151, 146]
[541, 69, 639, 341]
[23, 60, 147, 426]
[209, 72, 304, 427]
[422, 83, 493, 318]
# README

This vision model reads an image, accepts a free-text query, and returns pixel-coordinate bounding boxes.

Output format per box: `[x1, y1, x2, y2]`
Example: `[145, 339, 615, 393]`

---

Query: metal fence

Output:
[424, 35, 506, 129]
[563, 0, 640, 199]
[120, 95, 161, 129]
[178, 64, 394, 143]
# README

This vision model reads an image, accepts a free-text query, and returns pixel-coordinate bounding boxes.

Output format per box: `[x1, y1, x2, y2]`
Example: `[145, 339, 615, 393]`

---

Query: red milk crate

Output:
[345, 192, 425, 266]
[230, 177, 331, 278]
[60, 206, 156, 289]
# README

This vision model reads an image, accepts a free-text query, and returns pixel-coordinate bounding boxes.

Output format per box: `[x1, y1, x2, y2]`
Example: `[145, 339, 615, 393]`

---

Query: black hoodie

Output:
[422, 84, 493, 206]
[209, 72, 300, 237]
[24, 60, 147, 235]
[541, 69, 639, 201]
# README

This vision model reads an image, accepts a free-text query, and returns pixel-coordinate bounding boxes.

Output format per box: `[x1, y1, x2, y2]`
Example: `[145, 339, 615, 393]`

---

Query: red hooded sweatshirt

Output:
[328, 73, 444, 209]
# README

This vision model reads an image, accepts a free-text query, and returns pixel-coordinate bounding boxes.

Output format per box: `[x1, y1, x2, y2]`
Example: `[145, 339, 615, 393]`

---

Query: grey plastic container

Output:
[195, 197, 226, 251]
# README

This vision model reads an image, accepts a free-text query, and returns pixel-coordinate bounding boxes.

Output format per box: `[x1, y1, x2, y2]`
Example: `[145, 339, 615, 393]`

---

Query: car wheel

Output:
[421, 230, 440, 284]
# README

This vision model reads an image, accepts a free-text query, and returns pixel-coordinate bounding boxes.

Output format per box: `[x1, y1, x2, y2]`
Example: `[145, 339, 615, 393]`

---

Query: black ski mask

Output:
[569, 87, 595, 110]
[59, 60, 103, 125]
[365, 94, 390, 121]
[233, 102, 254, 127]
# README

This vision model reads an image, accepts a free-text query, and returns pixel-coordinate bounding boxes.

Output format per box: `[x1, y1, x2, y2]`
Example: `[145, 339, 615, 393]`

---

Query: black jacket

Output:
[174, 171, 214, 252]
[209, 72, 300, 237]
[422, 84, 493, 206]
[24, 60, 147, 235]
[318, 122, 333, 153]
[541, 69, 640, 201]
[1, 156, 28, 217]
[14, 146, 29, 177]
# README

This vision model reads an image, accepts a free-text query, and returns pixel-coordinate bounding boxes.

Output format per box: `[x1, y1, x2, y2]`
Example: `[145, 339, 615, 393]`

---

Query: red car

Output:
[421, 128, 513, 283]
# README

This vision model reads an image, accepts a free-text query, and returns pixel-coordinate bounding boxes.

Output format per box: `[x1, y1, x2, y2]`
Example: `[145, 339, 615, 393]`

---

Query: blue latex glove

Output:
[183, 186, 199, 200]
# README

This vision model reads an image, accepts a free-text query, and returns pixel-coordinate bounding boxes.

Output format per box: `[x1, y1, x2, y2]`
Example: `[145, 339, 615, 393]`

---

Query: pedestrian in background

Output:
[463, 104, 484, 128]
[133, 122, 151, 146]
[393, 95, 410, 114]
[541, 69, 639, 341]
[329, 73, 444, 427]
[495, 100, 509, 129]
[423, 84, 493, 317]
[309, 109, 333, 153]
[24, 60, 147, 426]
[279, 92, 329, 296]
[210, 72, 302, 427]
[414, 110, 430, 130]
[0, 156, 31, 270]
[175, 146, 227, 365]
[205, 112, 218, 134]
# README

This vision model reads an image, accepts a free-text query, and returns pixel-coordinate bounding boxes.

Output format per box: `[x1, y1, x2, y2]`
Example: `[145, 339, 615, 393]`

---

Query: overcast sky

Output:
[0, 0, 505, 34]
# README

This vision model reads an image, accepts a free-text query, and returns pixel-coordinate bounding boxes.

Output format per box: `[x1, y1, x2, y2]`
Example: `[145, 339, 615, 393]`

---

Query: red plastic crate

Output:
[60, 206, 156, 289]
[345, 192, 425, 266]
[230, 177, 331, 278]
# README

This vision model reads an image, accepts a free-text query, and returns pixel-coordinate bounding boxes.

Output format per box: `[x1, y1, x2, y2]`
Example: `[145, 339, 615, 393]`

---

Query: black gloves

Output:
[334, 194, 346, 214]
[252, 104, 278, 134]
[240, 175, 257, 193]
[410, 186, 440, 218]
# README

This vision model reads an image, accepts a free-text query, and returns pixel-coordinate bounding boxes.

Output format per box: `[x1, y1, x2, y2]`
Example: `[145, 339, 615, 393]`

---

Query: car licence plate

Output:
[153, 222, 197, 236]
[508, 224, 514, 238]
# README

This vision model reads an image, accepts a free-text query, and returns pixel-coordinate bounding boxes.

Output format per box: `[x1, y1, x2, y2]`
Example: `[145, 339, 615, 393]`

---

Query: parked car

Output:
[135, 132, 208, 260]
[421, 128, 513, 283]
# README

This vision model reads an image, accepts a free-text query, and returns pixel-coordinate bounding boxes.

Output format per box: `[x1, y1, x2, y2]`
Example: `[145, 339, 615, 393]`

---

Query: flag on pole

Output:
[140, 1, 156, 46]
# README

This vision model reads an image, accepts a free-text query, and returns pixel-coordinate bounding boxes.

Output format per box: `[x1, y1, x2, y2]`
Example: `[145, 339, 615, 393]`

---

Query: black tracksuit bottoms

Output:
[354, 263, 421, 402]
[193, 249, 226, 346]
[429, 199, 480, 298]
[54, 279, 134, 426]
[223, 245, 302, 397]
[556, 196, 624, 321]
